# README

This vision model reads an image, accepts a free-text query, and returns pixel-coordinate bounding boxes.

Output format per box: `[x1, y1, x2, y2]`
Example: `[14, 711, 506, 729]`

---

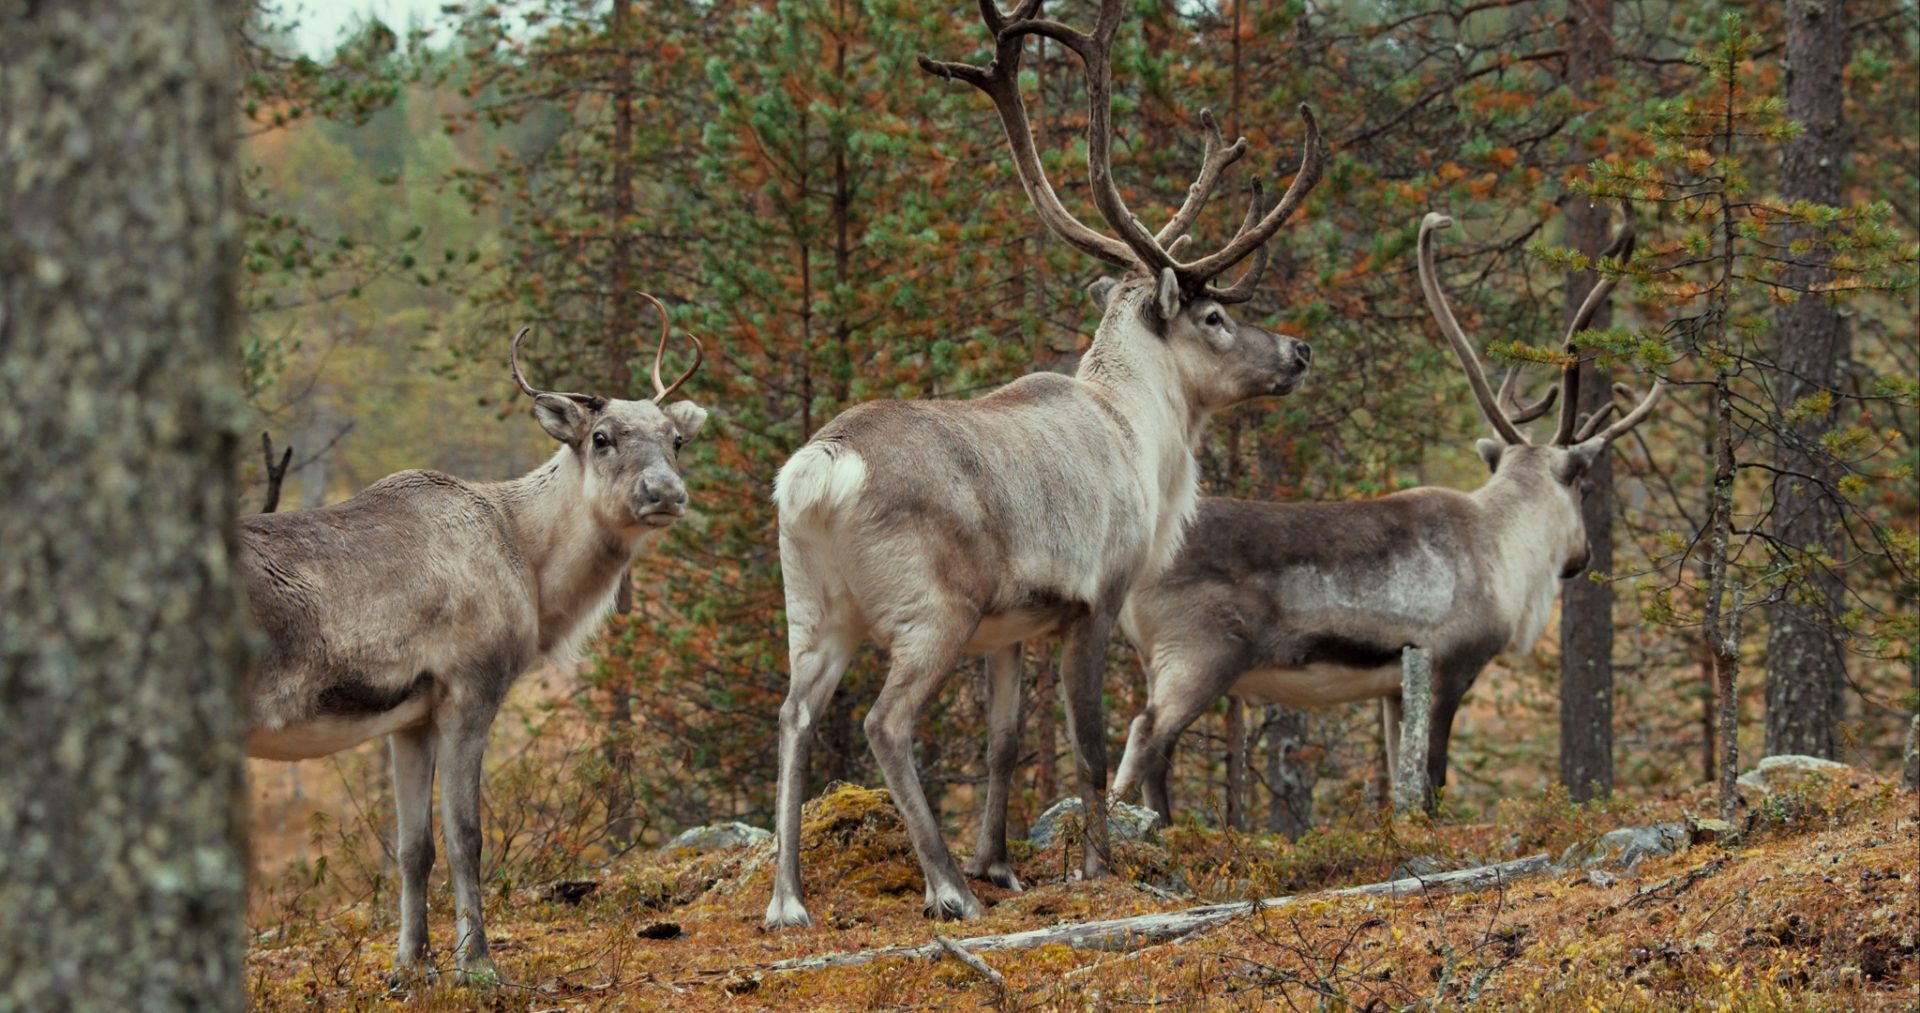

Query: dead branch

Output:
[935, 935, 1008, 997]
[765, 854, 1554, 973]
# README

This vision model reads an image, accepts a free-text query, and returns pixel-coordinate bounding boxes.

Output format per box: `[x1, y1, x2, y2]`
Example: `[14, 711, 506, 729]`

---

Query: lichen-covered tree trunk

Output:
[1557, 0, 1619, 802]
[0, 2, 248, 1008]
[1765, 0, 1850, 760]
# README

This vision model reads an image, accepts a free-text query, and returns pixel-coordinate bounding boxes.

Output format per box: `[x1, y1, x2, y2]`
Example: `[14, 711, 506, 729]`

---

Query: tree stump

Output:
[1392, 647, 1433, 814]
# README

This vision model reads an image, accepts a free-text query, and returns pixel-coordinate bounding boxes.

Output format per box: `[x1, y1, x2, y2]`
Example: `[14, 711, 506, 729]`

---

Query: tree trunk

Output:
[608, 0, 636, 616]
[1260, 705, 1313, 839]
[1223, 698, 1248, 831]
[1704, 379, 1744, 824]
[1765, 0, 1850, 760]
[1557, 0, 1618, 802]
[0, 2, 249, 1007]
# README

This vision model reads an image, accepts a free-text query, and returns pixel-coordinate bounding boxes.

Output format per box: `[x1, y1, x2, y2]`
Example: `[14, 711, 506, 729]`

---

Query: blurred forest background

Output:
[237, 0, 1916, 892]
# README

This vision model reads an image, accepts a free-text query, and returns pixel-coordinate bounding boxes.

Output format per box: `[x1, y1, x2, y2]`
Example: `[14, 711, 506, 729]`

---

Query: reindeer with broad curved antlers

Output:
[1107, 212, 1663, 820]
[763, 0, 1325, 929]
[242, 299, 705, 980]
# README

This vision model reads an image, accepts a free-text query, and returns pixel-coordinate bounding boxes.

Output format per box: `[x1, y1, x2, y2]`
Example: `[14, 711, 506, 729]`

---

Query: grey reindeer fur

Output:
[242, 318, 706, 980]
[763, 0, 1326, 930]
[1105, 212, 1663, 820]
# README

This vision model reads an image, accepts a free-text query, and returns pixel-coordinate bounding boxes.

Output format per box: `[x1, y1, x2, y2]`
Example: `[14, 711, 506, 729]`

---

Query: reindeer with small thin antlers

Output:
[763, 0, 1324, 929]
[1107, 212, 1663, 821]
[242, 299, 705, 980]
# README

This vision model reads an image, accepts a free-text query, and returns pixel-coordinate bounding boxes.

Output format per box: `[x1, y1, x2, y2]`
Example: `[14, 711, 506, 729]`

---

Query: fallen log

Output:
[765, 853, 1554, 973]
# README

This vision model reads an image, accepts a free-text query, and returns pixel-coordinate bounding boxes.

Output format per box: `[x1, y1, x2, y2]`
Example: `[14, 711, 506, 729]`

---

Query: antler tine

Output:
[1201, 179, 1267, 304]
[1571, 401, 1619, 443]
[1169, 104, 1326, 288]
[1552, 211, 1636, 445]
[509, 326, 540, 398]
[1505, 378, 1561, 424]
[1417, 213, 1528, 445]
[638, 292, 704, 403]
[1018, 0, 1180, 275]
[641, 292, 674, 399]
[1580, 380, 1664, 444]
[1155, 109, 1250, 246]
[919, 2, 1137, 268]
[508, 325, 606, 408]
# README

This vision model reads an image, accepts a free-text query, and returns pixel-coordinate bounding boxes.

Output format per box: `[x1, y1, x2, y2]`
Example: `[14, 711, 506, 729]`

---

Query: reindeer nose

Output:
[1295, 341, 1312, 365]
[641, 478, 687, 509]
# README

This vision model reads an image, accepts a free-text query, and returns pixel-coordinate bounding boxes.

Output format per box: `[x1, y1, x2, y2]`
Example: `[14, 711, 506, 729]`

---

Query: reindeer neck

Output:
[1076, 312, 1211, 456]
[1468, 465, 1566, 644]
[488, 448, 638, 628]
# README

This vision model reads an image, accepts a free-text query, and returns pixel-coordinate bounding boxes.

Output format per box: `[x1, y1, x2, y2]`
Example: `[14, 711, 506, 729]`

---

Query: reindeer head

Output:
[510, 294, 708, 534]
[1417, 212, 1663, 579]
[923, 0, 1323, 410]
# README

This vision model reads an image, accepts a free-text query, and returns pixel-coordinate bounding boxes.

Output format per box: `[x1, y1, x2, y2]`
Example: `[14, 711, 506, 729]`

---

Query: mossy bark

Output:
[0, 1, 248, 1008]
[1556, 0, 1619, 803]
[1764, 0, 1850, 761]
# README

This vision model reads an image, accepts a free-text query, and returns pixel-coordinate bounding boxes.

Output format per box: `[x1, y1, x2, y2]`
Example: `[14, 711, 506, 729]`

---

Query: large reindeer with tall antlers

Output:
[1107, 212, 1663, 821]
[763, 0, 1324, 929]
[242, 300, 705, 980]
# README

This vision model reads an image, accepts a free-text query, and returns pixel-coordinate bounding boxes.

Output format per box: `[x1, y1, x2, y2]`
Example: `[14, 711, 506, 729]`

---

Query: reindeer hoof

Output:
[384, 961, 439, 992]
[923, 884, 985, 921]
[964, 859, 1024, 892]
[454, 957, 500, 989]
[763, 894, 813, 930]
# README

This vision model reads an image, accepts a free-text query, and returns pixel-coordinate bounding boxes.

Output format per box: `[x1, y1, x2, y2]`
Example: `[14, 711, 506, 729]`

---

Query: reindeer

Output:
[241, 299, 705, 981]
[1106, 211, 1662, 821]
[763, 0, 1324, 930]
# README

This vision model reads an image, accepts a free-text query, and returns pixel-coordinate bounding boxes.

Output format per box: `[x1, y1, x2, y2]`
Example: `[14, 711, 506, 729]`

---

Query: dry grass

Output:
[246, 771, 1918, 1011]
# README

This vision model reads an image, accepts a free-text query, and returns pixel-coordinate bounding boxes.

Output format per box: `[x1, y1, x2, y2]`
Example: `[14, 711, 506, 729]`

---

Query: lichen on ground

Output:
[246, 774, 1919, 1010]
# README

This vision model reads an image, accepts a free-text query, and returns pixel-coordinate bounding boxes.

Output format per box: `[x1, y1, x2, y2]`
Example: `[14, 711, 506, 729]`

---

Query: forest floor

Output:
[246, 768, 1920, 1011]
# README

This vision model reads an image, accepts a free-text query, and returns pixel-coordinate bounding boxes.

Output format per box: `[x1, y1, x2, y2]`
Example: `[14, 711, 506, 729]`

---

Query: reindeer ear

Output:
[1086, 276, 1121, 311]
[1475, 438, 1505, 474]
[662, 400, 708, 440]
[1155, 267, 1182, 323]
[1553, 437, 1606, 484]
[532, 394, 588, 446]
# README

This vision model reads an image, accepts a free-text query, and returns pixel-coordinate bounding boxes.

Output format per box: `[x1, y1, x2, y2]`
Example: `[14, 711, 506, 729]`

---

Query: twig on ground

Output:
[1626, 857, 1729, 909]
[935, 934, 1008, 997]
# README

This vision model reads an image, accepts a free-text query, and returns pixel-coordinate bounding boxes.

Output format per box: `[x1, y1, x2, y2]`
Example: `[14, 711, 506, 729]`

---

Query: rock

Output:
[1557, 822, 1687, 872]
[1734, 754, 1849, 804]
[665, 821, 772, 854]
[1686, 816, 1736, 845]
[1028, 797, 1160, 850]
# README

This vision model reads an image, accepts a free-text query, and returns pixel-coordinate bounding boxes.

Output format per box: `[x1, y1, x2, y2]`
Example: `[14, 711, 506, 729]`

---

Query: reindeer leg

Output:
[1114, 646, 1241, 826]
[764, 620, 856, 930]
[1059, 605, 1121, 880]
[964, 643, 1023, 891]
[389, 724, 437, 982]
[866, 618, 981, 921]
[435, 699, 503, 983]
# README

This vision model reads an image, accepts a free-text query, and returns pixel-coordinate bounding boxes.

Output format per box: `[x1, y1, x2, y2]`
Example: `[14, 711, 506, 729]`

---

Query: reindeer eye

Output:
[672, 435, 685, 452]
[591, 431, 611, 449]
[1205, 311, 1223, 327]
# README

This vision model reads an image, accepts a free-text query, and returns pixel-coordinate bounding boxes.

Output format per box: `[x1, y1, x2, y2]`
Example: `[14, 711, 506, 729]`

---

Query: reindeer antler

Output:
[1551, 212, 1636, 445]
[922, 0, 1324, 303]
[638, 292, 703, 403]
[1419, 211, 1662, 450]
[1416, 213, 1529, 445]
[509, 327, 608, 411]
